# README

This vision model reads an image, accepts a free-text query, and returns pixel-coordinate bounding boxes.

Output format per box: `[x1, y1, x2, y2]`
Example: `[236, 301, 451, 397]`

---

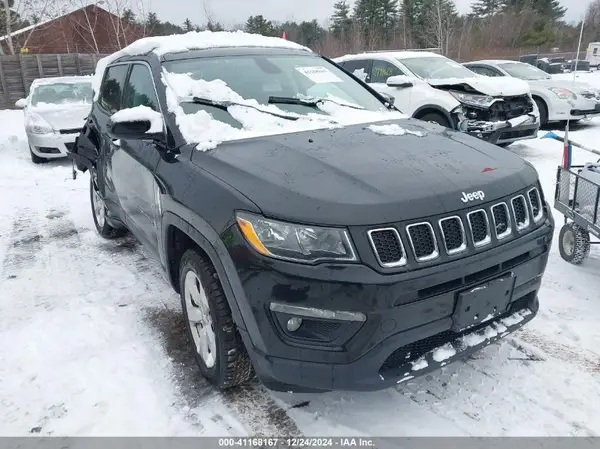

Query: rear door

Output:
[338, 59, 372, 83]
[110, 62, 165, 255]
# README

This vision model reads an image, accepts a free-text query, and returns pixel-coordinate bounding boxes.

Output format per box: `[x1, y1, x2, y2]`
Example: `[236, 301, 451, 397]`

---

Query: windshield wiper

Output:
[268, 96, 364, 110]
[188, 96, 298, 121]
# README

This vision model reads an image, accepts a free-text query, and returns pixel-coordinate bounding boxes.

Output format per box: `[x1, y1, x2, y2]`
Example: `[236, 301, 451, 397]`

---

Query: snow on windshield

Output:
[399, 56, 475, 80]
[30, 81, 93, 108]
[499, 63, 551, 80]
[161, 70, 406, 151]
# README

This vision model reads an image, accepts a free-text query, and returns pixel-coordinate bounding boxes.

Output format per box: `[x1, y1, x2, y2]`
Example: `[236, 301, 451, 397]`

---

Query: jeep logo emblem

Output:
[461, 190, 485, 203]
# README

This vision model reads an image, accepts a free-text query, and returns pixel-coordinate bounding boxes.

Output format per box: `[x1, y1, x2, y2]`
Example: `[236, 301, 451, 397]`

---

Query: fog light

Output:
[286, 317, 303, 332]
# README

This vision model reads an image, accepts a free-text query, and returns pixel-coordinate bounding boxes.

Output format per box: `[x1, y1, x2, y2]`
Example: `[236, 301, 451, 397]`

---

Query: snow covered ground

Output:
[1, 102, 600, 436]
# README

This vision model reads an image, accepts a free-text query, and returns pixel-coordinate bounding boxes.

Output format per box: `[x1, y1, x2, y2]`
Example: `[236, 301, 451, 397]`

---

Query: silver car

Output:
[15, 76, 93, 164]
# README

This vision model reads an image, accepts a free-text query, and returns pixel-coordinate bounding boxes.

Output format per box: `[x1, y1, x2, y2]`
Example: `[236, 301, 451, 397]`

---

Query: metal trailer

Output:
[555, 165, 600, 264]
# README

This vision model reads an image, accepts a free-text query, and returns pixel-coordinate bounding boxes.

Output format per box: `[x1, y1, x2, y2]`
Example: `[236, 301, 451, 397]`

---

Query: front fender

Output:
[160, 201, 267, 353]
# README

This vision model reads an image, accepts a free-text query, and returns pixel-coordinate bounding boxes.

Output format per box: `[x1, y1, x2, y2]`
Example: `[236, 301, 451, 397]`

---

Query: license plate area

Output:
[452, 273, 515, 332]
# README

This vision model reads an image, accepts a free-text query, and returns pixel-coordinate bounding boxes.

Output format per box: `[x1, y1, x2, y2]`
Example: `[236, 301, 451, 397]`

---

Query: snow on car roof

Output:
[466, 60, 520, 65]
[335, 51, 443, 61]
[92, 30, 311, 99]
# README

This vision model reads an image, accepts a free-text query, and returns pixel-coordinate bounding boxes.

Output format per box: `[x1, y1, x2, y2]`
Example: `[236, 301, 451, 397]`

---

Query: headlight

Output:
[25, 113, 54, 134]
[236, 212, 358, 263]
[549, 87, 577, 100]
[449, 91, 497, 108]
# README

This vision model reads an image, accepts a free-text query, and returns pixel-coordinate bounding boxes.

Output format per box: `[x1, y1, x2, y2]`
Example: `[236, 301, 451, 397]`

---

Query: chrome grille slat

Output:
[527, 188, 544, 223]
[367, 228, 407, 268]
[511, 195, 530, 231]
[439, 216, 467, 255]
[467, 209, 492, 248]
[491, 202, 512, 240]
[406, 222, 439, 262]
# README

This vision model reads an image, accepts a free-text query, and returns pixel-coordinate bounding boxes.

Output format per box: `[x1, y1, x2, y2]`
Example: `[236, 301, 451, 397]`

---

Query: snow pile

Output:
[369, 124, 426, 137]
[432, 343, 457, 362]
[111, 106, 163, 133]
[410, 358, 429, 371]
[92, 31, 310, 99]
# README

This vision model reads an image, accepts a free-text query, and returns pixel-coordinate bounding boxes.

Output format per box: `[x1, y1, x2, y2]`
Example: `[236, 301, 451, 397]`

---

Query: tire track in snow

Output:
[1, 209, 44, 279]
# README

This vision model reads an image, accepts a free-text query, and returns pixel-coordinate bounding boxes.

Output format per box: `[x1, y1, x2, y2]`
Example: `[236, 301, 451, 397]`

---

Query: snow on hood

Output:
[428, 76, 531, 96]
[28, 102, 91, 130]
[92, 31, 310, 100]
[161, 70, 406, 151]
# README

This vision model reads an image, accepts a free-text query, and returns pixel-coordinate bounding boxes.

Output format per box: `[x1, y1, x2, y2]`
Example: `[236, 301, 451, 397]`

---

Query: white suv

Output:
[334, 51, 540, 146]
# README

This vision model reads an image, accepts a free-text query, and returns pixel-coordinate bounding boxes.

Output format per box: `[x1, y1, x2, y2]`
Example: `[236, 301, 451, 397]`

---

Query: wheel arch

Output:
[160, 205, 267, 353]
[412, 105, 455, 127]
[531, 94, 550, 123]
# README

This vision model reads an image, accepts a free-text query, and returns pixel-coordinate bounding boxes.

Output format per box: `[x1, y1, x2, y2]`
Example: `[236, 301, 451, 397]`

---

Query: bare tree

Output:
[1, 0, 14, 54]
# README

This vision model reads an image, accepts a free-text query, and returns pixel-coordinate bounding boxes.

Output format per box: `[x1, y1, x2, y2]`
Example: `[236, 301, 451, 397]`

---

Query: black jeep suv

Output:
[68, 36, 554, 392]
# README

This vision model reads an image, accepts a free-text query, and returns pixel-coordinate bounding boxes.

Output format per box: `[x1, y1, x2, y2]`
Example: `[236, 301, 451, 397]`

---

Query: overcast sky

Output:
[149, 0, 588, 29]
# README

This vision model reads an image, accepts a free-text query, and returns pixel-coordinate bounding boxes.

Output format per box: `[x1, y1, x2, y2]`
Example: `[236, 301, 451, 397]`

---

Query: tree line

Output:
[1, 0, 590, 60]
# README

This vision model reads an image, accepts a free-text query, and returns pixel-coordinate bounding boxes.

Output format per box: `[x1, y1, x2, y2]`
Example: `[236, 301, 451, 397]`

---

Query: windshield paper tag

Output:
[295, 66, 343, 84]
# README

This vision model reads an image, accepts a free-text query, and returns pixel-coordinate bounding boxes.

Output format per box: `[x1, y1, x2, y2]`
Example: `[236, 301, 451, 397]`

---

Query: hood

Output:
[428, 76, 531, 97]
[28, 103, 91, 131]
[528, 78, 597, 94]
[192, 119, 538, 226]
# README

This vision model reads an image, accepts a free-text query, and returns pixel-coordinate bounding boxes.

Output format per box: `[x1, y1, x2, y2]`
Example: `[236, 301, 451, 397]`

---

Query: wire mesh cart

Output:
[555, 165, 600, 264]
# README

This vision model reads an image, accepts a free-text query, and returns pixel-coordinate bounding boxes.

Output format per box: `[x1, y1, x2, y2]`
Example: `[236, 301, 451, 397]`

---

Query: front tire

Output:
[558, 223, 590, 265]
[90, 175, 125, 239]
[417, 112, 451, 128]
[179, 248, 254, 389]
[29, 145, 47, 164]
[534, 97, 548, 126]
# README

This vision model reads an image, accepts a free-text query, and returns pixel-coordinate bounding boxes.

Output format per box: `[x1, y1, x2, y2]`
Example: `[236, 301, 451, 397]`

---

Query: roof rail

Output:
[364, 48, 441, 54]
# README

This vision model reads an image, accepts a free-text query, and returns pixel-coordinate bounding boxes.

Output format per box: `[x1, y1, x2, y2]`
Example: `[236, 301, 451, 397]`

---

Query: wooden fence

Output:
[0, 53, 109, 110]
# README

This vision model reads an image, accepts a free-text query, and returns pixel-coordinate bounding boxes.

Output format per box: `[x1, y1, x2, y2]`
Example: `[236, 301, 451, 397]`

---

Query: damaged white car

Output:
[15, 76, 93, 164]
[334, 51, 540, 147]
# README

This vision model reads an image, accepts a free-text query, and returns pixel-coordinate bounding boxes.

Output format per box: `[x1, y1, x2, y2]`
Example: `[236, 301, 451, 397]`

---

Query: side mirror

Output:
[380, 92, 395, 106]
[386, 75, 414, 89]
[15, 98, 27, 109]
[107, 119, 164, 141]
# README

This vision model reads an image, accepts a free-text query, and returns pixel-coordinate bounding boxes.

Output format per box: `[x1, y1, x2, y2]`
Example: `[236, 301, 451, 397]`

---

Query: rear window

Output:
[99, 64, 129, 114]
[31, 82, 93, 106]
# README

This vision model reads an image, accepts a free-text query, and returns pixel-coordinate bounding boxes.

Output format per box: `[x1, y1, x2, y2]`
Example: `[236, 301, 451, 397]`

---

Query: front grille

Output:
[511, 195, 530, 230]
[367, 228, 406, 267]
[491, 203, 511, 239]
[489, 95, 534, 121]
[498, 128, 537, 140]
[527, 188, 543, 222]
[467, 210, 491, 247]
[439, 216, 466, 255]
[367, 186, 544, 269]
[407, 223, 438, 262]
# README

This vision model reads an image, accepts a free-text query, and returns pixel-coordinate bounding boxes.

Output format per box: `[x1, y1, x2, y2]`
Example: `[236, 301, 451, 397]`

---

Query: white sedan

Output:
[463, 60, 600, 126]
[15, 76, 92, 164]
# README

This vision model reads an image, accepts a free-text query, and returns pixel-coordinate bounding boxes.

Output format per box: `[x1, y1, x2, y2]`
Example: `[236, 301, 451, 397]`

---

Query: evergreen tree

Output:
[245, 15, 277, 36]
[183, 18, 194, 32]
[145, 12, 160, 35]
[122, 8, 135, 23]
[207, 21, 224, 31]
[353, 0, 399, 45]
[298, 19, 326, 48]
[470, 0, 503, 17]
[330, 1, 353, 39]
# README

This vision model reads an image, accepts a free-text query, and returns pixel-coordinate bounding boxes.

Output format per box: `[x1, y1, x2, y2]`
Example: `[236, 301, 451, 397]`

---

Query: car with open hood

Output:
[67, 31, 554, 392]
[15, 76, 93, 163]
[334, 51, 540, 147]
[464, 60, 600, 125]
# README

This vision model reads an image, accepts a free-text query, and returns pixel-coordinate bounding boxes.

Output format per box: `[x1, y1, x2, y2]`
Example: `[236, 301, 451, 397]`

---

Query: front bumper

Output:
[464, 114, 539, 145]
[570, 100, 600, 118]
[225, 209, 554, 392]
[27, 131, 78, 159]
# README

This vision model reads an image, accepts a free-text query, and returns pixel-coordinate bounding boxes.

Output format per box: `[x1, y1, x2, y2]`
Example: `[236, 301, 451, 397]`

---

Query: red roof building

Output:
[0, 5, 145, 55]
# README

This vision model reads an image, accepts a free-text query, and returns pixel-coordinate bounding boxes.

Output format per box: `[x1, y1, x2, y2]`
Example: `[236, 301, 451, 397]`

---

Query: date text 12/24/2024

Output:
[218, 438, 376, 447]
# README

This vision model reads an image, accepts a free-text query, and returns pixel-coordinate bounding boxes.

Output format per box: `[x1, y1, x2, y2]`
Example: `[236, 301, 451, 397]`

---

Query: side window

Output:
[98, 64, 129, 114]
[370, 60, 405, 83]
[594, 47, 598, 56]
[340, 59, 371, 82]
[123, 64, 160, 111]
[469, 65, 503, 77]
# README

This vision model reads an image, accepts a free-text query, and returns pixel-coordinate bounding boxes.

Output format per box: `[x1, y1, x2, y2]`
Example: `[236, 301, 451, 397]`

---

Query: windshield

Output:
[397, 56, 475, 80]
[162, 54, 388, 121]
[498, 62, 551, 80]
[31, 82, 93, 106]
